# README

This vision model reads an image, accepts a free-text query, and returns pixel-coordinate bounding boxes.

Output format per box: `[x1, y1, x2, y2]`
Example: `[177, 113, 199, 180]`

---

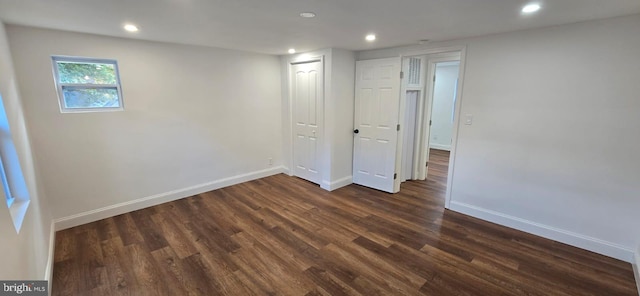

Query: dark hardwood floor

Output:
[52, 149, 638, 295]
[425, 149, 449, 188]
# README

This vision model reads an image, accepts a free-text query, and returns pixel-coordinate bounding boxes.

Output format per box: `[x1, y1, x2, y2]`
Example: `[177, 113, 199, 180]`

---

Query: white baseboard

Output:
[282, 166, 291, 176]
[54, 166, 285, 230]
[44, 221, 55, 291]
[449, 201, 635, 263]
[44, 220, 56, 280]
[320, 175, 353, 191]
[634, 247, 640, 295]
[331, 176, 353, 190]
[429, 143, 451, 151]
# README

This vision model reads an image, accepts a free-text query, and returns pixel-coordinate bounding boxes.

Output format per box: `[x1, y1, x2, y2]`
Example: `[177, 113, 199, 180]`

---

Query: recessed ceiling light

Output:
[300, 12, 316, 18]
[288, 48, 296, 54]
[123, 24, 139, 32]
[365, 34, 376, 42]
[522, 3, 541, 14]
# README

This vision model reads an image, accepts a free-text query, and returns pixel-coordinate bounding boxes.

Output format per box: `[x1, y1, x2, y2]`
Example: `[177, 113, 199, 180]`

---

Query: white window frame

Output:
[0, 91, 30, 233]
[0, 155, 14, 208]
[51, 56, 124, 113]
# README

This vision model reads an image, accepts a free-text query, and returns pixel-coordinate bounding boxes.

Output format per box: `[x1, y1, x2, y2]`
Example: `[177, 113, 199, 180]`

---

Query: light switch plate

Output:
[465, 114, 473, 125]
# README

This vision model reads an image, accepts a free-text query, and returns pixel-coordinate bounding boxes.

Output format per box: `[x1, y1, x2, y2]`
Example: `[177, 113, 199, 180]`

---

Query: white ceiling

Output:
[1, 0, 639, 55]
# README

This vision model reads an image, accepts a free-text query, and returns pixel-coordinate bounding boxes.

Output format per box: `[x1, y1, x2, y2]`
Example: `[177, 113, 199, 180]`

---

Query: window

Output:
[0, 92, 14, 208]
[0, 153, 13, 208]
[52, 56, 124, 112]
[0, 91, 30, 233]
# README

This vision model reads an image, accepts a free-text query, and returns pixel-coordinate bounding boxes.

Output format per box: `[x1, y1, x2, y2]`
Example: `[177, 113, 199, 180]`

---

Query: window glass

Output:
[52, 56, 124, 112]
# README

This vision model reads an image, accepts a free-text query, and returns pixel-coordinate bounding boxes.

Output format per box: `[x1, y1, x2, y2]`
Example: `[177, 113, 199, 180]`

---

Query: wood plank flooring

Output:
[52, 149, 638, 295]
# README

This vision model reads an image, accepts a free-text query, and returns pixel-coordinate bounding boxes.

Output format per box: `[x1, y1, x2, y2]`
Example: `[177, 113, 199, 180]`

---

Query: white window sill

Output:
[8, 199, 30, 233]
[6, 196, 14, 207]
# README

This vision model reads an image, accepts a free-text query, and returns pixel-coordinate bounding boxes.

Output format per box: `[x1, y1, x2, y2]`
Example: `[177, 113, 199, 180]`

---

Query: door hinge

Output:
[433, 75, 436, 82]
[400, 71, 404, 79]
[394, 173, 397, 180]
[397, 124, 400, 131]
[426, 161, 429, 167]
[429, 120, 432, 126]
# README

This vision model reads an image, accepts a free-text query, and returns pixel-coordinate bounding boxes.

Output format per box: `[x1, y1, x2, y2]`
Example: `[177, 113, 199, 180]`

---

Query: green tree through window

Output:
[52, 57, 123, 111]
[57, 62, 117, 84]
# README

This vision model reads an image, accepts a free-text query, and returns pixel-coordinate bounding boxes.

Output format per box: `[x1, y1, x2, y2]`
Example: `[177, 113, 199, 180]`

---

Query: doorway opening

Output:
[398, 52, 462, 199]
[427, 61, 459, 187]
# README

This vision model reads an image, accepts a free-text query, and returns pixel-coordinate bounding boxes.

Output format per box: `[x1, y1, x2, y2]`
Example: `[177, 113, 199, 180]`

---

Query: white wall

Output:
[327, 49, 356, 188]
[358, 14, 640, 262]
[281, 48, 355, 191]
[0, 23, 52, 280]
[7, 25, 283, 224]
[429, 63, 459, 151]
[635, 245, 640, 295]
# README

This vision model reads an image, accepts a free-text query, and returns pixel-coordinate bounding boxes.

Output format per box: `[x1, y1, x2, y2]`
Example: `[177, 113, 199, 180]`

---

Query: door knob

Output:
[354, 129, 359, 134]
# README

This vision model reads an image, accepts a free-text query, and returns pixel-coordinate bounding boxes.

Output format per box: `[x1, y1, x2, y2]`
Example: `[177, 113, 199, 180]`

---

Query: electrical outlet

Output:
[268, 158, 273, 166]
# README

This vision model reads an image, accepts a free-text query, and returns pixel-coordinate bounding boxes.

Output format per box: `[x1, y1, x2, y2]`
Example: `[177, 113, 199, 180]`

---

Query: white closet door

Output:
[292, 60, 323, 184]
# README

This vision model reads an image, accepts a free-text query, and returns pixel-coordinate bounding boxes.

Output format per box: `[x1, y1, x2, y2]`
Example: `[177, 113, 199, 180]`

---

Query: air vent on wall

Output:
[408, 57, 421, 87]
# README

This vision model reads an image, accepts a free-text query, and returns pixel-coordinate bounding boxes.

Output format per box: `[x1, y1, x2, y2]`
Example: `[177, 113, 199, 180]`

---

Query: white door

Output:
[352, 57, 401, 193]
[292, 60, 323, 184]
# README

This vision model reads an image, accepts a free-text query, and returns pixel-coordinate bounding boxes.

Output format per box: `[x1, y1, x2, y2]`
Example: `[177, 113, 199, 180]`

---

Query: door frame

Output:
[397, 46, 467, 208]
[287, 55, 325, 185]
[418, 54, 461, 180]
[399, 56, 428, 182]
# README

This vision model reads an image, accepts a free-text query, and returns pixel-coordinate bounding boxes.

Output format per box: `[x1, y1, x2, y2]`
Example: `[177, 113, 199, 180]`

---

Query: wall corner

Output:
[45, 221, 55, 290]
[634, 245, 640, 296]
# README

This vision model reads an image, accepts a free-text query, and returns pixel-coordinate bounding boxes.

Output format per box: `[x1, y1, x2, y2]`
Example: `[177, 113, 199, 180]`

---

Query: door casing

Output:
[396, 46, 467, 208]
